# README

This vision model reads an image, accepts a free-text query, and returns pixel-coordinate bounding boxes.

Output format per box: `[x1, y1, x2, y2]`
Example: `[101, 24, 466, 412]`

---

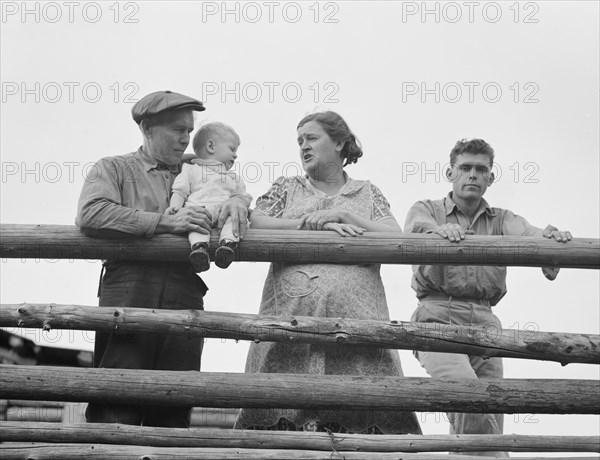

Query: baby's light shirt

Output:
[171, 158, 252, 208]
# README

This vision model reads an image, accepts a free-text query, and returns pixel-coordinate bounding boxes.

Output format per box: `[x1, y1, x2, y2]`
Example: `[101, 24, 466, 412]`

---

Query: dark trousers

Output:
[85, 262, 207, 428]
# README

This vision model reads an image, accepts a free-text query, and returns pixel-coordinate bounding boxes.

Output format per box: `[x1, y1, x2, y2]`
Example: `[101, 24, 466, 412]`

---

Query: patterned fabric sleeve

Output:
[253, 176, 290, 218]
[370, 183, 394, 221]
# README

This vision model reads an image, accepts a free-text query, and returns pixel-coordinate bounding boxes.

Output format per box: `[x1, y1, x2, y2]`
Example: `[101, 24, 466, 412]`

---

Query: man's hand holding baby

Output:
[158, 205, 212, 235]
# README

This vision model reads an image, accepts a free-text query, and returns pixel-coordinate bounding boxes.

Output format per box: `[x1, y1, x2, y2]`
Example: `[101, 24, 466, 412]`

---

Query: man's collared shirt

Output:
[76, 147, 180, 237]
[404, 193, 544, 306]
[76, 148, 209, 299]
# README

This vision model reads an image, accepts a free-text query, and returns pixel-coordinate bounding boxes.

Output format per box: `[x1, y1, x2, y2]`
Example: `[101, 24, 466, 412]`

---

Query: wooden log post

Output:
[1, 224, 599, 268]
[2, 304, 598, 365]
[1, 422, 599, 453]
[1, 365, 598, 414]
[0, 399, 7, 422]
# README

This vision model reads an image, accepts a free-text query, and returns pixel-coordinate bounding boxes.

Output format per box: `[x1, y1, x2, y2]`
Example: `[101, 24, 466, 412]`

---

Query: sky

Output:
[1, 0, 599, 443]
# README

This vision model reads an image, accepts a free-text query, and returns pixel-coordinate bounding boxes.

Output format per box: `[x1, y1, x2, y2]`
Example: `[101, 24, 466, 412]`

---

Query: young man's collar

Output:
[445, 192, 496, 217]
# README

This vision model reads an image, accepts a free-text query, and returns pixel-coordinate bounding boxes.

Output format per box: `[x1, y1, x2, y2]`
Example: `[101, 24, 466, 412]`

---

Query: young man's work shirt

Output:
[404, 193, 544, 306]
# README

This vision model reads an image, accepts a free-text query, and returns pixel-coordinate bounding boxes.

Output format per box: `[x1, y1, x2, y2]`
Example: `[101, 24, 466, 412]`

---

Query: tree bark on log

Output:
[1, 224, 598, 268]
[1, 422, 598, 452]
[2, 304, 598, 365]
[1, 365, 598, 414]
[0, 443, 596, 460]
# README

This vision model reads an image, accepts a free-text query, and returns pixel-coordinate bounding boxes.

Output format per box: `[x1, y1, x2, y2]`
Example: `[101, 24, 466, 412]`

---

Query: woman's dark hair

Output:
[297, 111, 363, 166]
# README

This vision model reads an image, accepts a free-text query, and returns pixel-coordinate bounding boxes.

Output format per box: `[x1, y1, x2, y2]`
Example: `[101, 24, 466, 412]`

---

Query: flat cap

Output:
[131, 90, 205, 124]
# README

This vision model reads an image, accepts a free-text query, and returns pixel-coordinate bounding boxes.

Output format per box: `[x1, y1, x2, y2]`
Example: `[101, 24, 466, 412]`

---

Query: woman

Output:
[235, 111, 421, 434]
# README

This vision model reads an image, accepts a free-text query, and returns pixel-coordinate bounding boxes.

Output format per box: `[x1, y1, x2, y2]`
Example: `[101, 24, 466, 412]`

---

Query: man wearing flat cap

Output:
[76, 90, 248, 427]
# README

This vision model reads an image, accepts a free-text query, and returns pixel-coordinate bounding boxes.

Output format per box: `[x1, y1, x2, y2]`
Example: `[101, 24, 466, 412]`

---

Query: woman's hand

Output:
[298, 209, 347, 230]
[322, 222, 365, 237]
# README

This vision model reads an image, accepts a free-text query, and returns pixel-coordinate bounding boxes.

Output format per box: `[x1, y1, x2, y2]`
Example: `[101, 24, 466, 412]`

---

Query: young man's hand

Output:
[542, 224, 573, 243]
[542, 266, 560, 281]
[434, 223, 466, 242]
[540, 225, 572, 280]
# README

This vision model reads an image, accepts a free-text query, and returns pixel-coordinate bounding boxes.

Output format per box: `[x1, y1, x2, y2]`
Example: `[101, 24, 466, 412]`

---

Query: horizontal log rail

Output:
[4, 400, 65, 408]
[2, 444, 595, 460]
[1, 402, 236, 427]
[1, 366, 598, 414]
[2, 304, 598, 365]
[1, 224, 598, 268]
[1, 422, 598, 453]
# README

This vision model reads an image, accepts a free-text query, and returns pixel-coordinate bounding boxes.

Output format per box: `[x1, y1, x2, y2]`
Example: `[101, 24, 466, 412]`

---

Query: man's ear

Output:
[488, 171, 495, 186]
[335, 140, 345, 152]
[140, 120, 152, 140]
[446, 166, 454, 182]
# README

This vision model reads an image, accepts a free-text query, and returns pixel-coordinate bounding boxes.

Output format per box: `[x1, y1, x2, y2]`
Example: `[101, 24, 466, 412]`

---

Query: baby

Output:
[168, 122, 252, 272]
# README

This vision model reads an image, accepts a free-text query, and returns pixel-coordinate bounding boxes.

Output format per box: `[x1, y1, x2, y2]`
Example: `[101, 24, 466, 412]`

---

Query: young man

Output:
[76, 90, 249, 427]
[404, 138, 571, 457]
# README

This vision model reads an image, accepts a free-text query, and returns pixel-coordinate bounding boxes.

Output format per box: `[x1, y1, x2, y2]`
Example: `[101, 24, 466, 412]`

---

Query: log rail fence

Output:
[0, 224, 599, 459]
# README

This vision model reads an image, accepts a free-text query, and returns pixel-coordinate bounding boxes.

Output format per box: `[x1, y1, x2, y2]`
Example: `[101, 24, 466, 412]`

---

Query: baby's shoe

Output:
[189, 243, 210, 273]
[215, 240, 237, 269]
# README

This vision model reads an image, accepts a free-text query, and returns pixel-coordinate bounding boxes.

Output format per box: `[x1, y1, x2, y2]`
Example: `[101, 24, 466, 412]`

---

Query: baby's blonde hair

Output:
[193, 122, 239, 154]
